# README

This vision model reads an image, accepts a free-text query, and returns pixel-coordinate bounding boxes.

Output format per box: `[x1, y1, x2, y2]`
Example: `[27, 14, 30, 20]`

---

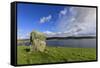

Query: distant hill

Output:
[18, 36, 96, 41]
[46, 36, 96, 40]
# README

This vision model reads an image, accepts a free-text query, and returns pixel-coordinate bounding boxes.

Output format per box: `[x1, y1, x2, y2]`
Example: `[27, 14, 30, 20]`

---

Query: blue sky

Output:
[17, 3, 96, 39]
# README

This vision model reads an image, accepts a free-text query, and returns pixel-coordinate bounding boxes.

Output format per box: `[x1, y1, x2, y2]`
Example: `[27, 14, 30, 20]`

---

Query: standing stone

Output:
[30, 31, 46, 52]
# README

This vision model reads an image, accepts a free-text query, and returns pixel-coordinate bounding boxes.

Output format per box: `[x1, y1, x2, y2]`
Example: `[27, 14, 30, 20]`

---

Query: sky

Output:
[17, 3, 96, 39]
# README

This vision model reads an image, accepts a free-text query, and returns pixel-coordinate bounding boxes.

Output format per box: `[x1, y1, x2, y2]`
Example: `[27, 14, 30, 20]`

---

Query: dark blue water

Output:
[18, 39, 96, 48]
[46, 39, 96, 48]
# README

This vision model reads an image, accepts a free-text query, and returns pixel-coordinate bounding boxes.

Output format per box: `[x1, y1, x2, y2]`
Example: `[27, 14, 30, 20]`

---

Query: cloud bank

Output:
[56, 7, 96, 36]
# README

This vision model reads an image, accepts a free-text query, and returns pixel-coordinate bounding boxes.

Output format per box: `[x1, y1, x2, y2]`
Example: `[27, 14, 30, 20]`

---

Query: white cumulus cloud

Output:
[40, 15, 52, 23]
[59, 8, 68, 17]
[43, 31, 56, 37]
[43, 31, 55, 35]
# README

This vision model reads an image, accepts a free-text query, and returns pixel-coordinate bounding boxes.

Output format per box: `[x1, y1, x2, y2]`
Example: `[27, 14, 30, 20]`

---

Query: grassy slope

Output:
[17, 46, 96, 65]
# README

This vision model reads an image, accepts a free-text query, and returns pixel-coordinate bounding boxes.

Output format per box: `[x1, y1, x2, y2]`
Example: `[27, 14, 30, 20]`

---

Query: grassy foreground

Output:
[17, 46, 96, 65]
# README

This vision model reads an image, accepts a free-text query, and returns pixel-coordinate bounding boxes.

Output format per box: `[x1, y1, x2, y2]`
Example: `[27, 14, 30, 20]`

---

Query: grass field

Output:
[17, 46, 96, 65]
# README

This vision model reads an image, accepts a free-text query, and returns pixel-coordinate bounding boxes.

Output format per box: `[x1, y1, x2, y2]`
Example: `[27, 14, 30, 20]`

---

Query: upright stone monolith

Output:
[30, 31, 46, 52]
